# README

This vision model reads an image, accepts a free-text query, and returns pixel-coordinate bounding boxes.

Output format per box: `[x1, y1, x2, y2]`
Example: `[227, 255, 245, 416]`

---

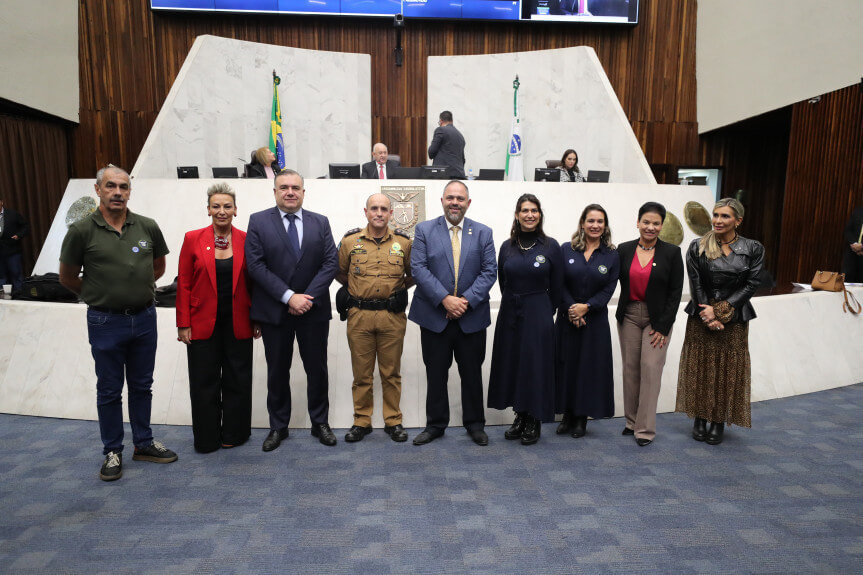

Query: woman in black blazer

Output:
[245, 147, 280, 179]
[615, 202, 684, 446]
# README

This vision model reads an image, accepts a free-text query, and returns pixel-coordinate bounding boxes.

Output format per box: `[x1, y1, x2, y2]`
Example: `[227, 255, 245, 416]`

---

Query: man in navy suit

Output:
[245, 169, 339, 449]
[409, 180, 497, 446]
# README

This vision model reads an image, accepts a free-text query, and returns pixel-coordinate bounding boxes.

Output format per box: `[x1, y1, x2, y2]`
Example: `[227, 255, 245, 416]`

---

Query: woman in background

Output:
[615, 202, 684, 447]
[177, 183, 259, 453]
[555, 204, 619, 438]
[676, 198, 764, 446]
[558, 149, 585, 183]
[246, 147, 280, 179]
[488, 194, 562, 445]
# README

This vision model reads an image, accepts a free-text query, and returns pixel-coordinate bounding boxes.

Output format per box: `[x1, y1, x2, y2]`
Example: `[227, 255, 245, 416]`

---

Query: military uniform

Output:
[338, 225, 412, 428]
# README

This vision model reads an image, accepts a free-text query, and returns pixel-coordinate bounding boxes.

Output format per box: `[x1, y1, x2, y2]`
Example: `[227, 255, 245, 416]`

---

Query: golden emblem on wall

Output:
[658, 211, 684, 246]
[684, 201, 712, 236]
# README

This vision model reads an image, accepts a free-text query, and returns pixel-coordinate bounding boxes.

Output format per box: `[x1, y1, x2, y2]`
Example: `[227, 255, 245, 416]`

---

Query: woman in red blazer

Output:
[177, 183, 259, 453]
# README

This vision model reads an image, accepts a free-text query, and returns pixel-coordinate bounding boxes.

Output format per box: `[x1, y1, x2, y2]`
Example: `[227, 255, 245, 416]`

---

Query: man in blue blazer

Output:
[409, 180, 497, 446]
[245, 169, 339, 450]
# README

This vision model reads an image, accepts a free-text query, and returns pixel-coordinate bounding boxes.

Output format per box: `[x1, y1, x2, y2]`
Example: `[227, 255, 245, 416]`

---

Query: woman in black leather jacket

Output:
[675, 198, 764, 445]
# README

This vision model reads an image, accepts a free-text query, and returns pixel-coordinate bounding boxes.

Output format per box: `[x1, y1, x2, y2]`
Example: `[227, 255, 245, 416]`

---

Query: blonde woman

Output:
[676, 198, 764, 445]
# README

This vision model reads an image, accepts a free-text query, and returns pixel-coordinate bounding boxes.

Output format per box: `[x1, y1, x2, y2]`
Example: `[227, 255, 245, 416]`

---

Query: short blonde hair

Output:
[207, 182, 236, 204]
[254, 147, 272, 166]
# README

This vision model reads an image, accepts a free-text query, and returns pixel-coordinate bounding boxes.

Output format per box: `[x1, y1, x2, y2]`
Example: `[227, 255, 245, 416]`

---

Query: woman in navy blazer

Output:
[177, 183, 258, 453]
[615, 202, 684, 446]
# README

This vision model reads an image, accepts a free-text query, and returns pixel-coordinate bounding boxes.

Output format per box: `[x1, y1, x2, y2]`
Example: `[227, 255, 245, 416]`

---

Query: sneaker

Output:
[100, 451, 123, 481]
[132, 440, 178, 463]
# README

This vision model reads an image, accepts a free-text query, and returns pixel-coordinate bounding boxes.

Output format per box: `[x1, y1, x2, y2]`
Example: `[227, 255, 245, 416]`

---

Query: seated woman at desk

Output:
[558, 149, 585, 183]
[246, 147, 280, 179]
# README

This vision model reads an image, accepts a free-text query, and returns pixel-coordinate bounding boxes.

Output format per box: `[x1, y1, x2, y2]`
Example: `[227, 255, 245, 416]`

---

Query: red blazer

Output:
[176, 225, 253, 340]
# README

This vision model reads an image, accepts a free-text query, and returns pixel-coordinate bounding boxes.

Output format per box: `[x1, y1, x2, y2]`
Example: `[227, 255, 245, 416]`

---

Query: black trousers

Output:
[187, 319, 253, 452]
[260, 319, 330, 429]
[420, 322, 487, 433]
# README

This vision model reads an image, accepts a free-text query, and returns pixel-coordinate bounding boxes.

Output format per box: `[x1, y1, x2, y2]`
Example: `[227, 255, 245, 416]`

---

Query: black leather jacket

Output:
[684, 236, 764, 323]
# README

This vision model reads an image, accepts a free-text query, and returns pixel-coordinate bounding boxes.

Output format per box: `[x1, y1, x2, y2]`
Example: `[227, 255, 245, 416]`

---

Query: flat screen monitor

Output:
[478, 169, 505, 181]
[151, 0, 639, 24]
[534, 168, 560, 182]
[392, 167, 423, 179]
[177, 166, 199, 179]
[212, 167, 239, 178]
[587, 170, 610, 182]
[329, 163, 361, 179]
[421, 166, 450, 180]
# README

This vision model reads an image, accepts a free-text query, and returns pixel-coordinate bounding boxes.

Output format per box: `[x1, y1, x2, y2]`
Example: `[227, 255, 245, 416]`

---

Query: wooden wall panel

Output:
[73, 0, 698, 176]
[776, 85, 863, 285]
[698, 107, 792, 275]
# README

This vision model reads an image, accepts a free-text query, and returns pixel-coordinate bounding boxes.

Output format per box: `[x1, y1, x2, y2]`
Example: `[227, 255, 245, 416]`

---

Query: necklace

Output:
[637, 242, 656, 251]
[717, 232, 738, 246]
[517, 238, 537, 251]
[214, 232, 231, 250]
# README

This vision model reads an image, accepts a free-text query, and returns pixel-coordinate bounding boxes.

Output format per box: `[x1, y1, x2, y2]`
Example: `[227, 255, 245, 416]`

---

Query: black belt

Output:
[353, 297, 390, 311]
[89, 301, 154, 315]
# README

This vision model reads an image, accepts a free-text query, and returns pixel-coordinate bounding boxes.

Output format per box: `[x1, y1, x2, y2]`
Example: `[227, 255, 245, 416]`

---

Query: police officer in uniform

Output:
[337, 193, 413, 443]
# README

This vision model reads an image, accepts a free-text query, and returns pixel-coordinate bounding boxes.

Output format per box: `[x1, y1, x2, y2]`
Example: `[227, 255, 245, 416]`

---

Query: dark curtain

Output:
[0, 113, 72, 276]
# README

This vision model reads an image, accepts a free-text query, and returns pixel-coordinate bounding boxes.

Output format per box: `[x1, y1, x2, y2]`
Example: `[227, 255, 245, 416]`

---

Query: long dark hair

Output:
[510, 193, 546, 243]
[560, 148, 581, 175]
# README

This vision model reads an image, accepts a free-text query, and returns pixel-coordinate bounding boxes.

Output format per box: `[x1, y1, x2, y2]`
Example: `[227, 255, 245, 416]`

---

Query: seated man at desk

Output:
[361, 143, 399, 180]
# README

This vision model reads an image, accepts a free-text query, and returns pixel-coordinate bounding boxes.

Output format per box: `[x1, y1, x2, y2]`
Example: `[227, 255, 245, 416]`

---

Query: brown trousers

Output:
[346, 308, 406, 427]
[618, 301, 672, 440]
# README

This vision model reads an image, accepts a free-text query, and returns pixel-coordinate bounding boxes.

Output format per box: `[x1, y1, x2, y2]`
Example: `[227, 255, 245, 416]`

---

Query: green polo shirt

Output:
[60, 209, 169, 309]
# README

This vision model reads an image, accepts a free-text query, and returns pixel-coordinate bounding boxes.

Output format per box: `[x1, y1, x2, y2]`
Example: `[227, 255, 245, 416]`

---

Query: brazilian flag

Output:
[270, 71, 286, 170]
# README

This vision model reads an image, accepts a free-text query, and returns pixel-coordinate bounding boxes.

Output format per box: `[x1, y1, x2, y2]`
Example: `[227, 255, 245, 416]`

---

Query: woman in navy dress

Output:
[555, 203, 619, 438]
[488, 194, 563, 445]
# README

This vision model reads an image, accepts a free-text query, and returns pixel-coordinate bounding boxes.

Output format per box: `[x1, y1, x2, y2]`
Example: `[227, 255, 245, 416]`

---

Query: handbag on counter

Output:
[811, 270, 861, 314]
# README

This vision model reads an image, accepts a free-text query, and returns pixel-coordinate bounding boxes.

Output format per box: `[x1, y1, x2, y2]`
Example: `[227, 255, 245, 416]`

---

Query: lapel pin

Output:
[206, 246, 211, 251]
[468, 228, 473, 235]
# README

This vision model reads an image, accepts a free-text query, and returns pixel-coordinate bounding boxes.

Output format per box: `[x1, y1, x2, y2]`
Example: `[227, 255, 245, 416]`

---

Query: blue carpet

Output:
[1, 384, 863, 574]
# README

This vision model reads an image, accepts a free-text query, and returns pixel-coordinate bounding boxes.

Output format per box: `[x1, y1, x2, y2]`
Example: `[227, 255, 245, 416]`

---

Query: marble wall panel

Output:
[427, 47, 654, 184]
[132, 35, 371, 180]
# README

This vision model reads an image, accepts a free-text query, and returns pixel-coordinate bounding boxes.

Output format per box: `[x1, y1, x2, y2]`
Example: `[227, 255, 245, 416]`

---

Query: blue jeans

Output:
[0, 252, 23, 293]
[87, 304, 157, 455]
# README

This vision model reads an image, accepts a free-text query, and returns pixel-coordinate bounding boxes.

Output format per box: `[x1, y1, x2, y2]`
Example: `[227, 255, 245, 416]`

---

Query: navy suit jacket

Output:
[245, 207, 338, 325]
[409, 215, 497, 334]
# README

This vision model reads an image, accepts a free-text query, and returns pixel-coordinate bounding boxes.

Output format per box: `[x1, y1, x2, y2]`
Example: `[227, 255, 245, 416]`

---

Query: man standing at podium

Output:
[428, 111, 466, 179]
[361, 143, 399, 179]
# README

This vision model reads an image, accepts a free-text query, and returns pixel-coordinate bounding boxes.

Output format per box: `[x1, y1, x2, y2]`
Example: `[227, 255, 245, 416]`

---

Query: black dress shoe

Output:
[412, 429, 443, 446]
[521, 416, 541, 445]
[556, 412, 573, 435]
[345, 425, 372, 443]
[571, 415, 587, 438]
[262, 428, 289, 452]
[705, 422, 725, 445]
[384, 424, 408, 443]
[468, 429, 489, 446]
[622, 427, 634, 436]
[636, 438, 652, 447]
[504, 413, 526, 440]
[692, 417, 708, 442]
[311, 423, 337, 446]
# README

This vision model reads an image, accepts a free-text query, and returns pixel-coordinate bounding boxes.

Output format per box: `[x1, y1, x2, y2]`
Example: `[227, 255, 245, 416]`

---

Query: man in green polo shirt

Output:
[59, 165, 178, 481]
